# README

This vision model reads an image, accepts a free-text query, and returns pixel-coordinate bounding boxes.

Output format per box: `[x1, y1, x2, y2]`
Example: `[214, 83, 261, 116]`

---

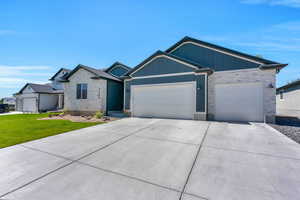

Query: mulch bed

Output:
[269, 116, 300, 144]
[39, 114, 118, 123]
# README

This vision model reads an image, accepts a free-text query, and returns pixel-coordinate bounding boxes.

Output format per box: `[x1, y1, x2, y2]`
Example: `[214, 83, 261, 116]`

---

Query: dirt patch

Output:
[38, 114, 119, 123]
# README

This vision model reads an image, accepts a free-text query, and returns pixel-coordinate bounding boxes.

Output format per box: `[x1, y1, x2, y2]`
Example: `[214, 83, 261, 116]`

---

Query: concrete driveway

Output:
[0, 118, 300, 200]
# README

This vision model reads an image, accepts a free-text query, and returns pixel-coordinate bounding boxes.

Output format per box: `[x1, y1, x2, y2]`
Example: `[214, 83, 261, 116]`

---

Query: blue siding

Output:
[124, 74, 206, 112]
[107, 80, 123, 111]
[170, 43, 260, 71]
[108, 65, 129, 77]
[196, 75, 206, 112]
[132, 57, 194, 77]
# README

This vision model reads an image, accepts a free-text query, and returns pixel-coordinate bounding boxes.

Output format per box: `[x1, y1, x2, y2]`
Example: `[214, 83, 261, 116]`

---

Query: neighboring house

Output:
[123, 36, 287, 123]
[2, 97, 16, 105]
[15, 68, 70, 113]
[62, 62, 130, 115]
[1, 97, 16, 110]
[276, 80, 300, 118]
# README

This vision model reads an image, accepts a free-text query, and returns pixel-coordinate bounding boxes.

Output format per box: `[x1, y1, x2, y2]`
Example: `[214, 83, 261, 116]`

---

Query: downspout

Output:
[105, 80, 109, 116]
[37, 93, 40, 113]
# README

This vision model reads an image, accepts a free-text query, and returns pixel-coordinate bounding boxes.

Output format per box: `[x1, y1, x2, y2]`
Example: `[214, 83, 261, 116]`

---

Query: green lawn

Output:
[0, 113, 103, 149]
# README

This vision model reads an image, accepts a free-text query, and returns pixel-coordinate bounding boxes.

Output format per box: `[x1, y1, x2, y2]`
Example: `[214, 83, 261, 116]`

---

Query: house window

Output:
[77, 84, 88, 99]
[280, 91, 284, 100]
[98, 88, 101, 99]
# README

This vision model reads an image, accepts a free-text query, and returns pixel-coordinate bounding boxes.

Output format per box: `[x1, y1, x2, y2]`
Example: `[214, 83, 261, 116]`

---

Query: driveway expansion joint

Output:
[19, 145, 73, 161]
[179, 122, 211, 200]
[0, 123, 159, 198]
[133, 135, 199, 146]
[76, 161, 182, 193]
[204, 145, 300, 161]
[0, 160, 75, 198]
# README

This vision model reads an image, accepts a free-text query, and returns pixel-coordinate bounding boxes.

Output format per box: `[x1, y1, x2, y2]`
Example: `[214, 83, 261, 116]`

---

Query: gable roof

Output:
[125, 50, 212, 77]
[49, 68, 71, 81]
[17, 83, 62, 94]
[166, 36, 280, 65]
[104, 62, 131, 73]
[63, 64, 122, 82]
[277, 79, 300, 91]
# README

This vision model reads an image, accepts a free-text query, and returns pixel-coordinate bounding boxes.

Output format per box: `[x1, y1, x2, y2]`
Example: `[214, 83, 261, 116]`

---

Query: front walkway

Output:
[0, 118, 299, 200]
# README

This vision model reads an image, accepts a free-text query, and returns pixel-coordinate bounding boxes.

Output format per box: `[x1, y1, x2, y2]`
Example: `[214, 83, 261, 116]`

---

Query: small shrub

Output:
[48, 112, 61, 118]
[94, 111, 104, 119]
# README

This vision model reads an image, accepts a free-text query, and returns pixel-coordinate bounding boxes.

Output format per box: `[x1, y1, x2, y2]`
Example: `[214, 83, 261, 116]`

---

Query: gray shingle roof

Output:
[17, 83, 63, 94]
[49, 68, 71, 81]
[64, 64, 122, 82]
[277, 79, 300, 91]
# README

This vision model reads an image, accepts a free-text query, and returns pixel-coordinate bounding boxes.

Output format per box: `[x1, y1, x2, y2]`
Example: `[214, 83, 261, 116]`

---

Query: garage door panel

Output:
[23, 98, 37, 112]
[215, 83, 263, 122]
[132, 83, 195, 119]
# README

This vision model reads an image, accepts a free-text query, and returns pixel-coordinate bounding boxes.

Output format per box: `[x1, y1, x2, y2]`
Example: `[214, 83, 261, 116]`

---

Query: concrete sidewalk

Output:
[0, 118, 299, 200]
[0, 111, 23, 116]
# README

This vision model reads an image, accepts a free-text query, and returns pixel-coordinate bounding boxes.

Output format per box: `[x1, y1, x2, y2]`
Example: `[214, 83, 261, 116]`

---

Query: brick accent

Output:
[63, 68, 107, 112]
[207, 68, 276, 123]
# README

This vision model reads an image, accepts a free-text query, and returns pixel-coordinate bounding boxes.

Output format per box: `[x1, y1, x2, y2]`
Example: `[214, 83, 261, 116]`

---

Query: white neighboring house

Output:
[15, 68, 70, 113]
[276, 79, 300, 118]
[2, 97, 16, 105]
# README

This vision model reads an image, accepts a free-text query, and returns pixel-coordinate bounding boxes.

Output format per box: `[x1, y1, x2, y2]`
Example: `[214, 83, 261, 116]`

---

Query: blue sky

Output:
[0, 0, 299, 98]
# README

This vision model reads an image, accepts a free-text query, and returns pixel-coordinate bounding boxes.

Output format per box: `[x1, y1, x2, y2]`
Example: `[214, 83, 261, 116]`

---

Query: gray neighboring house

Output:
[123, 36, 287, 123]
[1, 97, 16, 110]
[15, 68, 70, 113]
[2, 97, 16, 105]
[61, 62, 131, 115]
[276, 80, 300, 118]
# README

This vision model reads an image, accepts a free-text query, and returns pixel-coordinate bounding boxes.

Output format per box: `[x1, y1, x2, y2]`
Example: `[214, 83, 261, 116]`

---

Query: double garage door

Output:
[131, 83, 196, 120]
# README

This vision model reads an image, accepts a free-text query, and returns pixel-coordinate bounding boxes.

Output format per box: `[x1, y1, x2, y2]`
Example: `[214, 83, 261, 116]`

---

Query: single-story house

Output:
[276, 79, 300, 118]
[2, 97, 16, 105]
[61, 62, 131, 115]
[15, 68, 70, 113]
[123, 36, 287, 123]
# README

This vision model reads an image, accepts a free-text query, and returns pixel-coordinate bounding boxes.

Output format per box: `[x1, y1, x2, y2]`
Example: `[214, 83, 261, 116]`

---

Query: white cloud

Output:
[272, 21, 300, 31]
[241, 0, 300, 8]
[0, 77, 47, 89]
[0, 65, 54, 91]
[0, 65, 53, 77]
[200, 21, 300, 52]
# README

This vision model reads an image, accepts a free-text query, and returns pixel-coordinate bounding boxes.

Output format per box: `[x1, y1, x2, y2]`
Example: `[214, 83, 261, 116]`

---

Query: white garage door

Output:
[23, 98, 37, 112]
[132, 82, 195, 119]
[215, 82, 263, 122]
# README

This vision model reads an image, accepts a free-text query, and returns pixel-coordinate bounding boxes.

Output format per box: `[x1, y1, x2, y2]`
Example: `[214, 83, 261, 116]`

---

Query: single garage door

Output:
[132, 82, 195, 119]
[215, 82, 263, 122]
[23, 98, 37, 112]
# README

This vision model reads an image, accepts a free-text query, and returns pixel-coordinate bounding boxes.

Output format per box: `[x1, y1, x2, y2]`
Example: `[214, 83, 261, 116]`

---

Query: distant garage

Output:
[22, 98, 38, 113]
